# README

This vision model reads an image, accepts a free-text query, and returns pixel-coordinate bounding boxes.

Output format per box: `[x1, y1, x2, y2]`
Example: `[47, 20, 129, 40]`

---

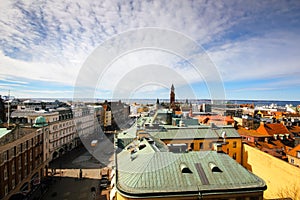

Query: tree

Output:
[276, 183, 300, 200]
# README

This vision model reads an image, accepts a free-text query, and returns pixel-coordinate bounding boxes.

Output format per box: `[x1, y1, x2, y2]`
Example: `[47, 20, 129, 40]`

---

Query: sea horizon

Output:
[18, 97, 300, 107]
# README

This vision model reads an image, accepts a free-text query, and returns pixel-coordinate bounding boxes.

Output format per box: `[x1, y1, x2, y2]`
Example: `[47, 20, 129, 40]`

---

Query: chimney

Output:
[213, 143, 223, 153]
[189, 109, 193, 118]
[210, 122, 215, 129]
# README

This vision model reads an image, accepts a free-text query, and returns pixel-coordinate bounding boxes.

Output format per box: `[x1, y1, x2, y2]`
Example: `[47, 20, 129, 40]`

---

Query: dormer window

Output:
[209, 162, 222, 173]
[180, 163, 192, 173]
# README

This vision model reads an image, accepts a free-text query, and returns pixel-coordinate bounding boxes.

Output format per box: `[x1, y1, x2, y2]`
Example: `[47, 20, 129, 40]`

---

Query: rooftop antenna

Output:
[221, 131, 226, 143]
[7, 90, 10, 128]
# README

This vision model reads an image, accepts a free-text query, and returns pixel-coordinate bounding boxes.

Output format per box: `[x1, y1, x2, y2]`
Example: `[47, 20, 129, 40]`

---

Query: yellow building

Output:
[287, 144, 300, 167]
[243, 144, 300, 199]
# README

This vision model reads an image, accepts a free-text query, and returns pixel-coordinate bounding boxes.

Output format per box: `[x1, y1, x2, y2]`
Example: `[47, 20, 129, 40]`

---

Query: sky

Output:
[0, 0, 300, 101]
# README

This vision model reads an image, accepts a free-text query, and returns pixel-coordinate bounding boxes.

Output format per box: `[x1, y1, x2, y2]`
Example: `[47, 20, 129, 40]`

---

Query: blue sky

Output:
[0, 0, 300, 101]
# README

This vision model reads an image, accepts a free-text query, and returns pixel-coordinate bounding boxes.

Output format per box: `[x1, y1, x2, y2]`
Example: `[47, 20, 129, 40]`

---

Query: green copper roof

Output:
[149, 126, 241, 140]
[0, 128, 12, 139]
[118, 125, 137, 139]
[33, 116, 48, 127]
[116, 150, 266, 197]
[117, 125, 138, 148]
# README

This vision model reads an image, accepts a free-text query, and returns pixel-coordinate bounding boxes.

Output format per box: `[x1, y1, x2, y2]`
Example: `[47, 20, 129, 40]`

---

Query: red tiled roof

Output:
[256, 123, 290, 136]
[194, 115, 234, 125]
[237, 127, 270, 137]
[256, 140, 285, 150]
[260, 147, 283, 158]
[288, 126, 300, 134]
[287, 144, 300, 157]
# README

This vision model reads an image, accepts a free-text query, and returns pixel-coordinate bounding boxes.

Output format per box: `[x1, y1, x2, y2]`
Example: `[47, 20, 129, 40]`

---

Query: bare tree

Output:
[276, 183, 300, 200]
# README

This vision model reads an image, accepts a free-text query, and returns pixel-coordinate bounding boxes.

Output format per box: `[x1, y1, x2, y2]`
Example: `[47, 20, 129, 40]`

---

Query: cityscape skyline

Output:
[1, 1, 300, 100]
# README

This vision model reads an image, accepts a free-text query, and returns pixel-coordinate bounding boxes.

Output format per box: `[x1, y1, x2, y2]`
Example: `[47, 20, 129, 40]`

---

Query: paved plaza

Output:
[41, 134, 115, 200]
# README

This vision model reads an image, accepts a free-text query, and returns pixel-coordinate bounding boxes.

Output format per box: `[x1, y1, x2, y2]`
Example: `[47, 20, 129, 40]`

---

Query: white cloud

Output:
[208, 31, 300, 83]
[0, 51, 80, 86]
[0, 0, 300, 99]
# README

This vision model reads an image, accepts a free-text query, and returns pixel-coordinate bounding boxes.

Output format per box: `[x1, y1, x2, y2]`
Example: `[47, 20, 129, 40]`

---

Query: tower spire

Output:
[170, 84, 175, 108]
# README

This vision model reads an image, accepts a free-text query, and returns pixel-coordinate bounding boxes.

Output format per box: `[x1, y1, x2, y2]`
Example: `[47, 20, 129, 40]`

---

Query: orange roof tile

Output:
[237, 127, 270, 137]
[256, 123, 290, 136]
[288, 126, 300, 133]
[287, 144, 300, 157]
[193, 115, 234, 125]
[272, 111, 283, 117]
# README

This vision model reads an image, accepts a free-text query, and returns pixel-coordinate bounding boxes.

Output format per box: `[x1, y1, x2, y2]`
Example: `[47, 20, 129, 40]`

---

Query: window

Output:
[12, 161, 15, 175]
[19, 174, 22, 182]
[4, 165, 8, 180]
[291, 159, 294, 164]
[190, 143, 194, 150]
[29, 151, 32, 161]
[233, 141, 237, 148]
[18, 144, 22, 155]
[4, 185, 8, 196]
[12, 179, 15, 189]
[3, 151, 8, 161]
[200, 142, 203, 149]
[14, 146, 17, 156]
[18, 158, 21, 169]
[233, 153, 236, 160]
[24, 154, 27, 165]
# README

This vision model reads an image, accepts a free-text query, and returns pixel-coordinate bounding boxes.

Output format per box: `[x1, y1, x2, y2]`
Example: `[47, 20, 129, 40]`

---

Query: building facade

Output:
[48, 108, 76, 160]
[287, 144, 300, 167]
[0, 126, 49, 200]
[10, 107, 77, 161]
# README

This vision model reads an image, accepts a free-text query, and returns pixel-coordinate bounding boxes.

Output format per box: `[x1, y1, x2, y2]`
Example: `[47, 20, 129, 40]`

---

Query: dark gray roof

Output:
[11, 110, 59, 118]
[11, 110, 36, 117]
[116, 150, 266, 197]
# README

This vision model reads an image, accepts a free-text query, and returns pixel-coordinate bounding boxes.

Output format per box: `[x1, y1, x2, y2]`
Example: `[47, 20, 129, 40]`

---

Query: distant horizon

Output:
[5, 96, 300, 105]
